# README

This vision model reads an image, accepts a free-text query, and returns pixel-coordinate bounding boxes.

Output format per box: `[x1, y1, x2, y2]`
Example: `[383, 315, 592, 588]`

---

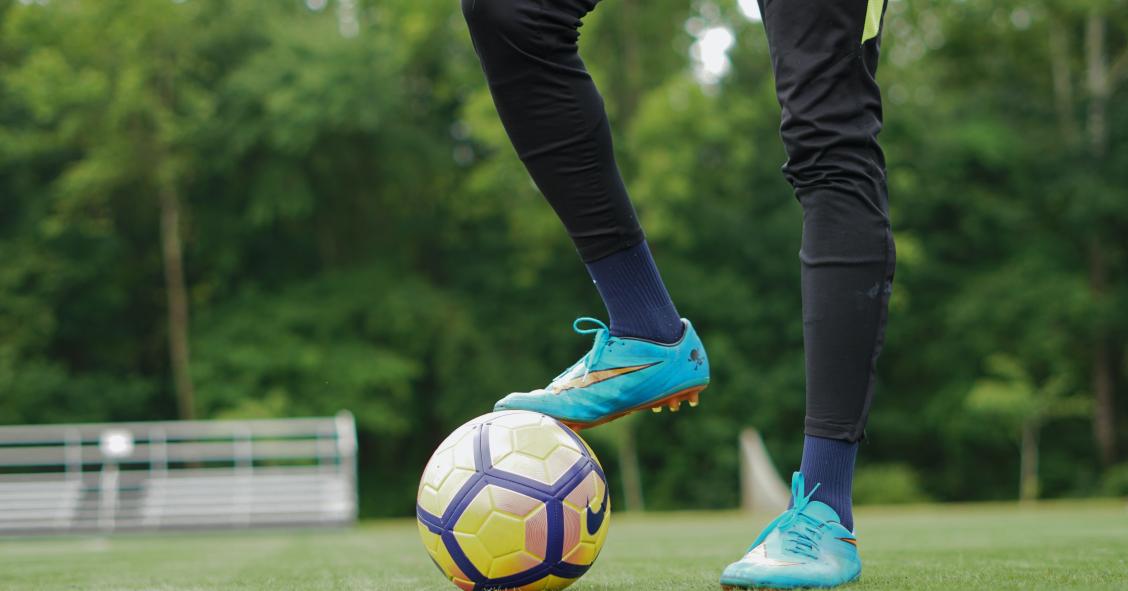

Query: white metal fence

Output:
[0, 412, 357, 535]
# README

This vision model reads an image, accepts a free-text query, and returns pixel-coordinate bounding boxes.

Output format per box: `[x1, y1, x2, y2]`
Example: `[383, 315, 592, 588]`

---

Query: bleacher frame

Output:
[0, 412, 358, 535]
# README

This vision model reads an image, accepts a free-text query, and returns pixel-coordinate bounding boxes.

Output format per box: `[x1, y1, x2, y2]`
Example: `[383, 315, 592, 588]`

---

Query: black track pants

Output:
[463, 0, 895, 443]
[758, 0, 895, 442]
[462, 0, 643, 262]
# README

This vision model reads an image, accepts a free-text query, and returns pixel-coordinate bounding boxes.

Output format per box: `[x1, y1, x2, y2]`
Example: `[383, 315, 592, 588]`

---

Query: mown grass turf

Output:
[1, 500, 1125, 590]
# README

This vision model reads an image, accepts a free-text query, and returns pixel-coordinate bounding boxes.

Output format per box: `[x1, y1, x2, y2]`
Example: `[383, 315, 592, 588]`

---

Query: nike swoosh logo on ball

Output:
[586, 487, 609, 535]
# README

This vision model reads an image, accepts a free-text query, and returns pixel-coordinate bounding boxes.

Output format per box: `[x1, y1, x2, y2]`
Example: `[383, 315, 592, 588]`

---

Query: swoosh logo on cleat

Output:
[585, 486, 610, 535]
[742, 543, 802, 567]
[837, 537, 858, 547]
[550, 362, 661, 393]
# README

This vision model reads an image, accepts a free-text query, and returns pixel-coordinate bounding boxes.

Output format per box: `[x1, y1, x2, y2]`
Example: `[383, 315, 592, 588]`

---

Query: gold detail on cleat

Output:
[688, 392, 700, 407]
[669, 400, 681, 412]
[652, 406, 663, 413]
[548, 362, 661, 394]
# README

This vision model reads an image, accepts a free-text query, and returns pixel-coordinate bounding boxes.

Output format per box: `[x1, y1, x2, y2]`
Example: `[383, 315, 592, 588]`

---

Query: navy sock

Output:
[797, 435, 859, 531]
[585, 241, 683, 344]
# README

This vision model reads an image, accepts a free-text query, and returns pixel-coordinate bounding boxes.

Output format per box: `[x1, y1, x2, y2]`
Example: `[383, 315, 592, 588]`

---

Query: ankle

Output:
[586, 241, 682, 343]
[798, 435, 858, 531]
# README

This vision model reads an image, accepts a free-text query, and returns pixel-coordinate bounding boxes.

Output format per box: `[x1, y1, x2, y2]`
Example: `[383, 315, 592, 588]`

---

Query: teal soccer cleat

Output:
[494, 317, 709, 430]
[720, 472, 861, 590]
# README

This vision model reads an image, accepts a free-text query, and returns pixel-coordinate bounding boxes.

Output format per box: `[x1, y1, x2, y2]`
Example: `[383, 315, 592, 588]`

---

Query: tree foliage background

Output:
[2, 0, 1127, 516]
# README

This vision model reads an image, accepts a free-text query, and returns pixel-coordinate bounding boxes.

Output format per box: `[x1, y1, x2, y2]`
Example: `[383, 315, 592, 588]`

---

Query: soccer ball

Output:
[416, 411, 611, 591]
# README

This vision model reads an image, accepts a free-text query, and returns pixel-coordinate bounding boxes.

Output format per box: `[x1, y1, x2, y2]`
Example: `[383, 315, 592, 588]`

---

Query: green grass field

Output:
[1, 501, 1126, 590]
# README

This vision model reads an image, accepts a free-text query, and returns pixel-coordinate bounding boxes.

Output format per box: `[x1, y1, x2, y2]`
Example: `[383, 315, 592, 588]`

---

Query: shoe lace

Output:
[572, 317, 611, 377]
[762, 473, 825, 561]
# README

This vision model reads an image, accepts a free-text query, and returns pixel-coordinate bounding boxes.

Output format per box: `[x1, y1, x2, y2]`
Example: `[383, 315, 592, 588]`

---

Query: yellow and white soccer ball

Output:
[416, 411, 610, 591]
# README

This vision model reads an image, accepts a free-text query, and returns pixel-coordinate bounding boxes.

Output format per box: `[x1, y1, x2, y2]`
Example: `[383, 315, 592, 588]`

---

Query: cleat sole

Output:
[720, 570, 860, 590]
[721, 582, 847, 590]
[721, 581, 803, 586]
[560, 384, 708, 431]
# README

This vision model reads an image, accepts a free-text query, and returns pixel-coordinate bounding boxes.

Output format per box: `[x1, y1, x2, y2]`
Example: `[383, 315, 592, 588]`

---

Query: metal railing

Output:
[0, 412, 357, 535]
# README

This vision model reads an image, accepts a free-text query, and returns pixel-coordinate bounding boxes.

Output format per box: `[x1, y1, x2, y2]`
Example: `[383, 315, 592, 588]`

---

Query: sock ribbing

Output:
[798, 435, 859, 531]
[585, 241, 683, 344]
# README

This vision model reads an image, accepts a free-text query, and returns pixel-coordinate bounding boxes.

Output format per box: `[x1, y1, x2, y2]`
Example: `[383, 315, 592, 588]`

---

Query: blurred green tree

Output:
[0, 0, 1126, 516]
[967, 354, 1089, 501]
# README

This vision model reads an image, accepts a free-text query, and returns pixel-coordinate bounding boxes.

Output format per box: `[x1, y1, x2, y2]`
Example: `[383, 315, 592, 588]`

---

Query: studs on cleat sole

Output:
[652, 386, 704, 414]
